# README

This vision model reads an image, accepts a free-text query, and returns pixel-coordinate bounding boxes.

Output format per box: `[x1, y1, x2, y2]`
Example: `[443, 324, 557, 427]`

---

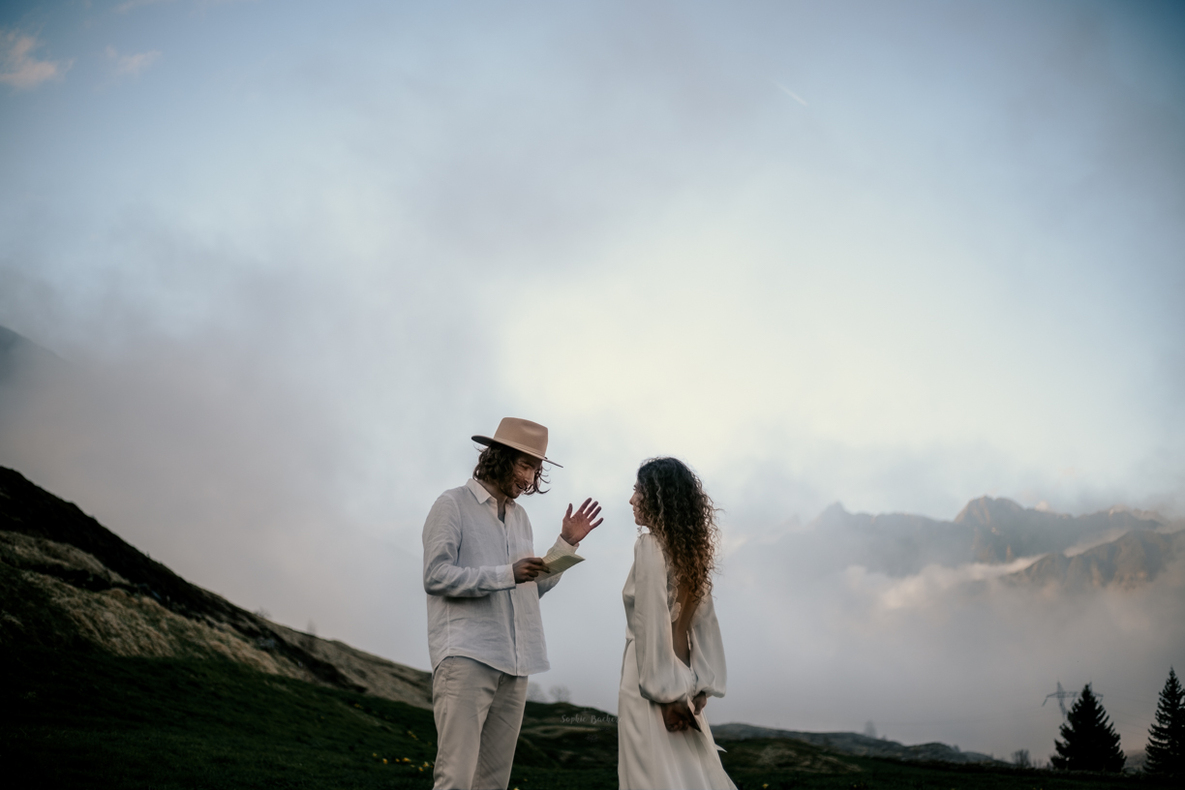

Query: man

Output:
[422, 417, 602, 790]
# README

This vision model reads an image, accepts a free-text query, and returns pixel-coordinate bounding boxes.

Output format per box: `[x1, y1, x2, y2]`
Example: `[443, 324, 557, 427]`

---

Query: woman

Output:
[618, 457, 736, 790]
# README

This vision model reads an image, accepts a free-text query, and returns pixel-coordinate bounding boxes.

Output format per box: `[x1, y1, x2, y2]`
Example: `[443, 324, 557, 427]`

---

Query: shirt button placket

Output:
[506, 508, 519, 675]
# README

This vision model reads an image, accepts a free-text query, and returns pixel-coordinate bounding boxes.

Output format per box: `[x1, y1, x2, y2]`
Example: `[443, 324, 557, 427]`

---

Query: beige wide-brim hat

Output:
[472, 417, 563, 467]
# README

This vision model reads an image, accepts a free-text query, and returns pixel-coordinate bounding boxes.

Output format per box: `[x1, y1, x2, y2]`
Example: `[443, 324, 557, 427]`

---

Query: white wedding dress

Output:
[618, 533, 736, 790]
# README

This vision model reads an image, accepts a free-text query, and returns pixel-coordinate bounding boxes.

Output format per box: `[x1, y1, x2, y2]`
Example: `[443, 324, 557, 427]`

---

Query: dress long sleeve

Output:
[627, 533, 728, 704]
[618, 532, 736, 790]
[689, 589, 727, 699]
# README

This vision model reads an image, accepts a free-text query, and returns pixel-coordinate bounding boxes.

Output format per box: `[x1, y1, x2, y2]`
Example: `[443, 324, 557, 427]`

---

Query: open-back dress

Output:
[618, 532, 736, 790]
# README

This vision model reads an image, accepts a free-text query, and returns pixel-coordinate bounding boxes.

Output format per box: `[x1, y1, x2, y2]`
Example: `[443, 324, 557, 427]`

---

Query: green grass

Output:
[1, 645, 441, 789]
[717, 737, 1180, 790]
[0, 645, 618, 789]
[0, 645, 1174, 789]
[722, 756, 1169, 790]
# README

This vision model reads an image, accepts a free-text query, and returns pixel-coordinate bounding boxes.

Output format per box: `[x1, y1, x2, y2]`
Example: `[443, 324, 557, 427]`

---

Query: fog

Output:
[3, 0, 1184, 760]
[703, 522, 1185, 760]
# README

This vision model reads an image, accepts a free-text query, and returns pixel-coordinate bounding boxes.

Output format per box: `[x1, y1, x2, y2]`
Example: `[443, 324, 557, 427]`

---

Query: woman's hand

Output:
[660, 700, 701, 733]
[692, 692, 708, 715]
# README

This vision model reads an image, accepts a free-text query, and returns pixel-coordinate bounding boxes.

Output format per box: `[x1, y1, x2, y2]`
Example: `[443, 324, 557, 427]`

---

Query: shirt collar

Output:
[466, 477, 515, 509]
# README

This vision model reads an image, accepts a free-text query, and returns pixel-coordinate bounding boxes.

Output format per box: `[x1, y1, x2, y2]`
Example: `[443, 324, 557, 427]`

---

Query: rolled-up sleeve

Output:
[423, 494, 515, 597]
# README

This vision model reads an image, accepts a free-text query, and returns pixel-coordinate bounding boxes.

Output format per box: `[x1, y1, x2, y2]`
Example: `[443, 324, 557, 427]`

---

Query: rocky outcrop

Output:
[0, 465, 432, 708]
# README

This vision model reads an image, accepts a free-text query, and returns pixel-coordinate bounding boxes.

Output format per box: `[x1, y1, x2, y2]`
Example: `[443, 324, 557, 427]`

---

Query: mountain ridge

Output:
[795, 496, 1176, 578]
[1005, 528, 1185, 590]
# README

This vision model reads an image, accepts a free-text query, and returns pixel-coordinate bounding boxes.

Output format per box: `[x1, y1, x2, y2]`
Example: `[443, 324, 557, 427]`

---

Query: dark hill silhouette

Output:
[711, 723, 1002, 764]
[0, 465, 433, 707]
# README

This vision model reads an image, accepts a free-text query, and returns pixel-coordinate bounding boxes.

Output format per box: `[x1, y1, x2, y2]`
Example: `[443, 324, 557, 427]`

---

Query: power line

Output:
[1043, 681, 1102, 719]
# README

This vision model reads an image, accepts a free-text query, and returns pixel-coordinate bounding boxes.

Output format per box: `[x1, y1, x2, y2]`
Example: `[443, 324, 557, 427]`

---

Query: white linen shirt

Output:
[422, 478, 577, 676]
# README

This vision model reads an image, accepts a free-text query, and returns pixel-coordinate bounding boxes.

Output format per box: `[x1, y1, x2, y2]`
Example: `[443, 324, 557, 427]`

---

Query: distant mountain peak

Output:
[954, 496, 1027, 526]
[810, 502, 853, 529]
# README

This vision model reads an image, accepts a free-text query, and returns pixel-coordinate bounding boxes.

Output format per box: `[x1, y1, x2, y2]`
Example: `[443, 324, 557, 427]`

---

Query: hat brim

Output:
[472, 435, 563, 468]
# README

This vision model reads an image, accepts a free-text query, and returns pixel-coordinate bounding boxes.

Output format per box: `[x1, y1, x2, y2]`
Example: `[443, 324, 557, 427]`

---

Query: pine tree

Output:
[1145, 667, 1185, 776]
[1050, 684, 1125, 772]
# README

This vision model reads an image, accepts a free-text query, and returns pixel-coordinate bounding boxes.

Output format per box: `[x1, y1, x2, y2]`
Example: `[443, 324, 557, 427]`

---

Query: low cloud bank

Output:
[3, 327, 1182, 762]
[707, 515, 1185, 761]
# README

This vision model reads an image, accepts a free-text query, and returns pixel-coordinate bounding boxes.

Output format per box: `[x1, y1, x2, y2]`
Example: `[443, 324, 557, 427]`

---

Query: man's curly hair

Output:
[634, 457, 718, 602]
[474, 443, 549, 497]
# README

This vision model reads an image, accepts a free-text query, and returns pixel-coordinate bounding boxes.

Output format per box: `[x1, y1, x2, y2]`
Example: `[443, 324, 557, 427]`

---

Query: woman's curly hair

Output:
[473, 443, 549, 496]
[634, 457, 719, 602]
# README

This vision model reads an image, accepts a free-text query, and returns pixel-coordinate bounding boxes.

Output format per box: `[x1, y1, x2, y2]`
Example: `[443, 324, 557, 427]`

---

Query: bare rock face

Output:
[1005, 529, 1185, 590]
[0, 465, 432, 709]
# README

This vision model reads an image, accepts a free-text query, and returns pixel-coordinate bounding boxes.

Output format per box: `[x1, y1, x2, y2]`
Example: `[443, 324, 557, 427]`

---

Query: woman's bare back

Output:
[672, 581, 699, 667]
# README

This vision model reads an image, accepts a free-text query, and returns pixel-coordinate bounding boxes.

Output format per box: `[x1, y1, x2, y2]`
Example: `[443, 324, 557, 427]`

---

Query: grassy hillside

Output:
[0, 466, 434, 708]
[3, 642, 1174, 790]
[2, 645, 434, 790]
[0, 642, 619, 790]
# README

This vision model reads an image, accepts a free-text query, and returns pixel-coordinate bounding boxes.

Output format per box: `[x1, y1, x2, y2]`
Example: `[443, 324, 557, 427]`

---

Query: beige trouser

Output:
[432, 656, 529, 790]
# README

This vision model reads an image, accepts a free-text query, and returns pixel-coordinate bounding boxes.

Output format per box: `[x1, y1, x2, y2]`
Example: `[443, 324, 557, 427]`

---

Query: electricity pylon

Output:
[1043, 681, 1101, 719]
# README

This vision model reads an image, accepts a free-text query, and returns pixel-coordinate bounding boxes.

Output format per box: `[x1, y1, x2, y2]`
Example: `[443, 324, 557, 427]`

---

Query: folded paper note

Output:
[533, 546, 584, 580]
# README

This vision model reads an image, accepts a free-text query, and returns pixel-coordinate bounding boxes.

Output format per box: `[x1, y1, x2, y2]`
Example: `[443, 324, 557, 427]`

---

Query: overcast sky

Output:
[2, 0, 1183, 762]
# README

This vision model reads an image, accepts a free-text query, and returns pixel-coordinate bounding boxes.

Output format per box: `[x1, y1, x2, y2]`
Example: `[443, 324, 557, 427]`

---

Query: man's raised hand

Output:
[561, 498, 603, 545]
[513, 557, 547, 583]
